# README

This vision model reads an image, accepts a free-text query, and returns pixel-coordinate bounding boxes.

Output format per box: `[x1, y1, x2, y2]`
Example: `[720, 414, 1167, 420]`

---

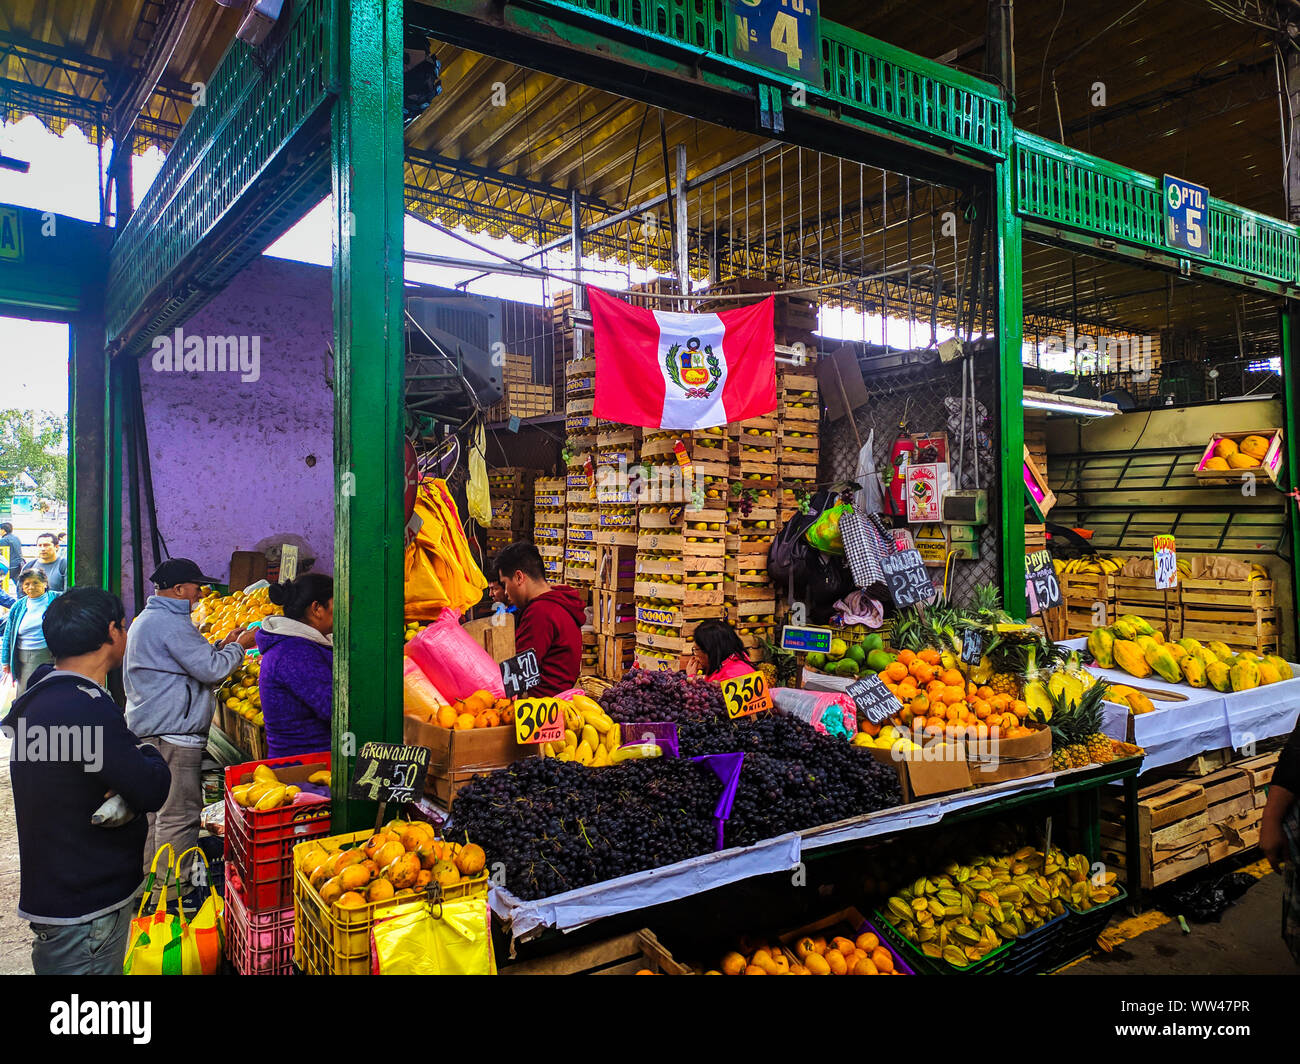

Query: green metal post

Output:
[106, 356, 123, 599]
[331, 0, 406, 828]
[1279, 310, 1300, 655]
[995, 163, 1026, 615]
[68, 316, 108, 589]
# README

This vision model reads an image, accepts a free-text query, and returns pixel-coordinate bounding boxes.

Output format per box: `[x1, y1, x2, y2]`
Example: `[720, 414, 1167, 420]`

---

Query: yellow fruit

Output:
[364, 831, 399, 860]
[431, 859, 460, 888]
[252, 764, 279, 784]
[231, 783, 256, 807]
[327, 849, 364, 877]
[1227, 453, 1259, 470]
[1207, 661, 1232, 692]
[1214, 438, 1239, 459]
[308, 770, 331, 785]
[721, 951, 747, 976]
[1113, 640, 1152, 678]
[318, 877, 343, 906]
[1204, 456, 1230, 471]
[385, 852, 422, 890]
[367, 878, 395, 903]
[1239, 434, 1270, 460]
[852, 956, 879, 975]
[1258, 662, 1281, 685]
[335, 891, 367, 910]
[803, 952, 831, 975]
[338, 863, 372, 891]
[824, 949, 848, 976]
[454, 842, 486, 877]
[254, 785, 287, 810]
[1230, 658, 1260, 691]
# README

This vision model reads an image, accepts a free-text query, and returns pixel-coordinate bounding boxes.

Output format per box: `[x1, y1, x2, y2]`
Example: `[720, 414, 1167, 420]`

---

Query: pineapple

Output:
[1050, 680, 1113, 768]
[1076, 680, 1114, 765]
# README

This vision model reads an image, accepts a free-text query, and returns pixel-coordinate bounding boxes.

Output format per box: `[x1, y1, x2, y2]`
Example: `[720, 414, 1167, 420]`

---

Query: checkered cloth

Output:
[840, 511, 891, 590]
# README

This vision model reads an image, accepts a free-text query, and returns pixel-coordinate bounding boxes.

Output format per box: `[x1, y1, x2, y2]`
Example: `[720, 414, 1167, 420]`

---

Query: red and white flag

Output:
[588, 286, 776, 429]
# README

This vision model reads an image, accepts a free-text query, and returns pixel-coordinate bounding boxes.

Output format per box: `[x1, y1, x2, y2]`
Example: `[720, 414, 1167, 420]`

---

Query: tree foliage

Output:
[0, 409, 68, 505]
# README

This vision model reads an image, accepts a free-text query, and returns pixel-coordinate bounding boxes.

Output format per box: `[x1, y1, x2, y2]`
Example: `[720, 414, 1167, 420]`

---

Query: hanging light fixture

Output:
[1022, 391, 1120, 418]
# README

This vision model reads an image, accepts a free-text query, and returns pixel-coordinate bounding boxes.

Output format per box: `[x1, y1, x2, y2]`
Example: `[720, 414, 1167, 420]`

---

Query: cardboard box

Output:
[229, 550, 267, 592]
[869, 741, 972, 801]
[965, 722, 1053, 785]
[461, 614, 516, 663]
[402, 715, 537, 807]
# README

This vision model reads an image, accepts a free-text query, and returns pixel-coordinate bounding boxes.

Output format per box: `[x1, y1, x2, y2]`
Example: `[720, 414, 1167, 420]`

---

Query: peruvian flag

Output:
[588, 286, 777, 429]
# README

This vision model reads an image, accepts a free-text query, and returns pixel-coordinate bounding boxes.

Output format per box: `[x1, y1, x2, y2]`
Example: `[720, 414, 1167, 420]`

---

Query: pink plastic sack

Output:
[403, 657, 450, 720]
[405, 609, 506, 702]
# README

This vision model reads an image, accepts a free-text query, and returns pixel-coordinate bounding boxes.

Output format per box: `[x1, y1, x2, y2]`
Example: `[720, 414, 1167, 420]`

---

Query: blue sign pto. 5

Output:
[731, 0, 821, 81]
[1163, 175, 1209, 254]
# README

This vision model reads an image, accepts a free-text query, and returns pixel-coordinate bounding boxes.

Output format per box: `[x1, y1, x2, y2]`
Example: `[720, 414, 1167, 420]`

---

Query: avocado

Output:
[866, 649, 894, 673]
[847, 645, 866, 664]
[863, 633, 884, 652]
[806, 652, 827, 670]
[835, 659, 861, 677]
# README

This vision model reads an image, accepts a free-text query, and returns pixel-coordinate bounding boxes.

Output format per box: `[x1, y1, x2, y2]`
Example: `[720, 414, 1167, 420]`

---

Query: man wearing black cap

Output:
[124, 559, 257, 871]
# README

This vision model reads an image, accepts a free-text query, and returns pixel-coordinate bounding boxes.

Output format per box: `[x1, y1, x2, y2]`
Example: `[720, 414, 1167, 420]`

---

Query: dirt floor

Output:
[0, 723, 1294, 976]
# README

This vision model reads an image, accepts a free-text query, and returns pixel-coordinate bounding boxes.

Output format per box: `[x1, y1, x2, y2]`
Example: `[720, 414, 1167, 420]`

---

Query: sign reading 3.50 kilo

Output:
[722, 671, 774, 720]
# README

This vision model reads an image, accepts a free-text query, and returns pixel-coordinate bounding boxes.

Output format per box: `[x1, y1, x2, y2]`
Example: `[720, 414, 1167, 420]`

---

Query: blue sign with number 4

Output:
[730, 0, 821, 81]
[1164, 175, 1209, 254]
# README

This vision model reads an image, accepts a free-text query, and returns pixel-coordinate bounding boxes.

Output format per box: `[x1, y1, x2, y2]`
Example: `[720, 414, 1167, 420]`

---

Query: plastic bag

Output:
[771, 687, 856, 739]
[466, 424, 491, 526]
[405, 478, 489, 618]
[403, 656, 450, 722]
[853, 429, 883, 514]
[369, 895, 496, 975]
[1161, 871, 1257, 923]
[405, 609, 505, 702]
[805, 502, 853, 555]
[0, 673, 15, 716]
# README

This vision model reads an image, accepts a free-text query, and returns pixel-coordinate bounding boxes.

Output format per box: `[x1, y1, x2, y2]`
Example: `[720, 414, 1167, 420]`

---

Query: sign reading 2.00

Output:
[1164, 175, 1209, 254]
[730, 0, 822, 81]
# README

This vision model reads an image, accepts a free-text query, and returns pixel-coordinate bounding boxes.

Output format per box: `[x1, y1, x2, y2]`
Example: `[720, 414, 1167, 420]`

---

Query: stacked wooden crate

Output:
[487, 352, 552, 421]
[564, 461, 597, 590]
[1179, 576, 1278, 653]
[633, 429, 729, 672]
[1099, 751, 1279, 889]
[533, 477, 566, 584]
[726, 419, 780, 651]
[776, 371, 820, 521]
[1060, 568, 1118, 637]
[485, 466, 538, 556]
[1112, 575, 1181, 639]
[593, 542, 636, 679]
[551, 290, 583, 410]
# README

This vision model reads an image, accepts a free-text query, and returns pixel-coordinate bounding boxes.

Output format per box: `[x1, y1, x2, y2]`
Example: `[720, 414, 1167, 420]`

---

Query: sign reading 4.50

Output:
[513, 698, 565, 745]
[721, 671, 774, 720]
[1152, 534, 1178, 590]
[730, 0, 822, 81]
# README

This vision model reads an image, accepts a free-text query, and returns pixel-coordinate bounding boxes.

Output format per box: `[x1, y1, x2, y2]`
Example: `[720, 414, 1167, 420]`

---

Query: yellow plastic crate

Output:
[293, 830, 489, 975]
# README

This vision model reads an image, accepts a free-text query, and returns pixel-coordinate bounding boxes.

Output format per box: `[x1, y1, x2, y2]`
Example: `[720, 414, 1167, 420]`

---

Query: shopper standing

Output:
[1, 568, 59, 694]
[255, 573, 334, 758]
[3, 587, 171, 975]
[0, 522, 23, 588]
[124, 559, 256, 872]
[495, 541, 586, 696]
[25, 532, 67, 592]
[1261, 718, 1300, 964]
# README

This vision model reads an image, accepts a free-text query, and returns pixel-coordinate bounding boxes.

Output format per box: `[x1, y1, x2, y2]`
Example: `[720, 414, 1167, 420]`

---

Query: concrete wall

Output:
[121, 257, 334, 613]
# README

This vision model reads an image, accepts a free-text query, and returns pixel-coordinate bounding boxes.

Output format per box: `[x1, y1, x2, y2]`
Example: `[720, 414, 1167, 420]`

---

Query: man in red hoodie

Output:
[496, 541, 587, 696]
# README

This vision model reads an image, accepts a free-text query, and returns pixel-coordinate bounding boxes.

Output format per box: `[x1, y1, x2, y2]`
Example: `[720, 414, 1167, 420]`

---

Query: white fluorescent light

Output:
[1022, 392, 1121, 418]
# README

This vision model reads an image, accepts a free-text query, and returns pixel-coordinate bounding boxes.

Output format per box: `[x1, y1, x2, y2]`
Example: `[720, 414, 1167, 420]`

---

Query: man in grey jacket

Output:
[124, 558, 256, 872]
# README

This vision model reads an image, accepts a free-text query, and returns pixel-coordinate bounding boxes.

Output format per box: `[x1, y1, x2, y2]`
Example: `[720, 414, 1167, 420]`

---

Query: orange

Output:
[824, 949, 848, 975]
[454, 713, 476, 730]
[896, 649, 916, 666]
[940, 669, 964, 687]
[940, 686, 964, 705]
[919, 648, 941, 665]
[909, 661, 930, 682]
[871, 947, 894, 973]
[859, 720, 881, 737]
[436, 705, 458, 728]
[856, 931, 879, 953]
[852, 955, 879, 975]
[977, 686, 995, 700]
[885, 662, 908, 683]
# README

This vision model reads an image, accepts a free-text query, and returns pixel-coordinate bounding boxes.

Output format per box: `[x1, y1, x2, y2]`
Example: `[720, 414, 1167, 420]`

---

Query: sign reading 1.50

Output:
[731, 0, 822, 81]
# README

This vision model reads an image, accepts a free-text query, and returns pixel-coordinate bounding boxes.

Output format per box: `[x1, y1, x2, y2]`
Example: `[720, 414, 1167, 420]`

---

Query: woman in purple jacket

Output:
[255, 573, 333, 758]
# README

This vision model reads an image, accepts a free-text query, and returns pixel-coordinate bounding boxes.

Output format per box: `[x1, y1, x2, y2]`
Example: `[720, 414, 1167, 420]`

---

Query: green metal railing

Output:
[1014, 129, 1300, 287]
[105, 0, 335, 344]
[564, 0, 728, 52]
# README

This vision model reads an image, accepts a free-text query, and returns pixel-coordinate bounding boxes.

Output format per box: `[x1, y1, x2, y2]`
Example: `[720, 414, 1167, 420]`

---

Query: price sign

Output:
[499, 650, 541, 697]
[349, 743, 431, 803]
[1024, 549, 1062, 615]
[730, 0, 822, 81]
[882, 549, 937, 608]
[1153, 534, 1178, 589]
[846, 674, 901, 726]
[514, 697, 565, 745]
[960, 628, 984, 666]
[1163, 175, 1209, 254]
[780, 625, 834, 653]
[721, 671, 774, 720]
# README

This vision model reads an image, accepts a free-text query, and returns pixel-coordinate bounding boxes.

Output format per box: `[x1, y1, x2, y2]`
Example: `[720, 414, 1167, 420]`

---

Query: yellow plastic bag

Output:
[124, 844, 205, 975]
[405, 478, 489, 618]
[176, 846, 225, 975]
[370, 895, 496, 975]
[466, 424, 491, 526]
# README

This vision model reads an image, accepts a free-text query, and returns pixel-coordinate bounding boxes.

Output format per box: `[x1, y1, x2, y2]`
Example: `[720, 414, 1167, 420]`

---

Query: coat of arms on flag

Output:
[587, 285, 777, 430]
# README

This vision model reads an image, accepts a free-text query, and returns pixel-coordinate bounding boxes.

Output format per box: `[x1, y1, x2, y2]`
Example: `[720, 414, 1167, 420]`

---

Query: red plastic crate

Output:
[225, 877, 294, 975]
[223, 752, 332, 912]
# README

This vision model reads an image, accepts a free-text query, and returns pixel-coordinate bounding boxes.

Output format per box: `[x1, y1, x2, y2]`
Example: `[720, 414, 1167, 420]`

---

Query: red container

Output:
[225, 877, 294, 975]
[223, 753, 332, 912]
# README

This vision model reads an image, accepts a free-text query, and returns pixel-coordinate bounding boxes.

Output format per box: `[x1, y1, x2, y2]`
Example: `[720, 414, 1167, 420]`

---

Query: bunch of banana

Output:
[231, 763, 302, 811]
[1060, 556, 1127, 576]
[540, 693, 661, 766]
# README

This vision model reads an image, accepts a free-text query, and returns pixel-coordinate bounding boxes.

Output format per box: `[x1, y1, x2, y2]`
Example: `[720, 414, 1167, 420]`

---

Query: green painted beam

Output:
[1279, 311, 1300, 655]
[331, 0, 406, 829]
[995, 162, 1026, 616]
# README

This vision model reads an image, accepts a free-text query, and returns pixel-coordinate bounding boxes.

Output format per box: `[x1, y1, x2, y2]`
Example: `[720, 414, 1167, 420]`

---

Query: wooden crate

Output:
[500, 929, 689, 975]
[779, 372, 820, 424]
[564, 357, 595, 398]
[597, 634, 635, 680]
[594, 543, 636, 590]
[1024, 524, 1046, 553]
[1112, 576, 1181, 638]
[487, 467, 541, 496]
[594, 587, 635, 634]
[635, 647, 682, 672]
[1179, 576, 1278, 652]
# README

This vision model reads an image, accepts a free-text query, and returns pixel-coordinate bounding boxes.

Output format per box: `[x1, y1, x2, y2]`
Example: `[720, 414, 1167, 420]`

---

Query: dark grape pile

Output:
[599, 668, 725, 723]
[451, 756, 722, 900]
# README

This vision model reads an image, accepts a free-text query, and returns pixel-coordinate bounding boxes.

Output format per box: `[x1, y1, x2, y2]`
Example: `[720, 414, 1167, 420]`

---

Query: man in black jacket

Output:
[2, 587, 172, 975]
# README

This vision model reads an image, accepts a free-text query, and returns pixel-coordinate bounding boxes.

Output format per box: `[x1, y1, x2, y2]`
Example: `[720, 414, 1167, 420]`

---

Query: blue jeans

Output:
[31, 903, 133, 975]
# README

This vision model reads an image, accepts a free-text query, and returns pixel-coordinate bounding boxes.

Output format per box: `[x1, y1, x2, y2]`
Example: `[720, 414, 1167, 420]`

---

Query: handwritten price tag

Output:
[513, 697, 565, 745]
[499, 650, 541, 698]
[349, 743, 431, 803]
[1024, 549, 1062, 615]
[1153, 534, 1178, 589]
[721, 672, 773, 720]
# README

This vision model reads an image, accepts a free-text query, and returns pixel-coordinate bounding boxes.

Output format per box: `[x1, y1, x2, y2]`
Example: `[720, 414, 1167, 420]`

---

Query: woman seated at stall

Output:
[256, 573, 334, 758]
[692, 619, 757, 683]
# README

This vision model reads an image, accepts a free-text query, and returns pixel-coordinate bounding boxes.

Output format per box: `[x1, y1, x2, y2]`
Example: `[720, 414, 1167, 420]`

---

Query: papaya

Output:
[1238, 434, 1270, 460]
[1111, 619, 1138, 641]
[1117, 614, 1155, 636]
[1086, 628, 1115, 668]
[1113, 640, 1151, 679]
[1227, 453, 1259, 470]
[1128, 692, 1156, 715]
[1206, 661, 1232, 692]
[1144, 643, 1181, 684]
[1214, 438, 1239, 459]
[1135, 635, 1158, 653]
[1207, 641, 1234, 661]
[1229, 658, 1260, 692]
[1193, 647, 1220, 671]
[1180, 656, 1206, 688]
[1258, 662, 1281, 685]
[1203, 456, 1230, 471]
[1264, 654, 1294, 681]
[1167, 644, 1187, 662]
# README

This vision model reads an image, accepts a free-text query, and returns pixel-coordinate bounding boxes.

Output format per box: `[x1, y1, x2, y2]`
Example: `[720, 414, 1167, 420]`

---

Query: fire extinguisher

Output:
[884, 412, 912, 518]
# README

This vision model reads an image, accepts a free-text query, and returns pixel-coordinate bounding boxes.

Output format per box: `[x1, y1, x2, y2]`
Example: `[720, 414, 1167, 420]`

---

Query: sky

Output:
[0, 113, 968, 421]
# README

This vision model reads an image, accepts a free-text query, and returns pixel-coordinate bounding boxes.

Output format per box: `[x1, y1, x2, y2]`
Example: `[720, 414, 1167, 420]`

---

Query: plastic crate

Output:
[224, 753, 332, 912]
[872, 909, 1012, 975]
[293, 830, 490, 975]
[1049, 882, 1128, 970]
[225, 877, 294, 975]
[1001, 912, 1068, 976]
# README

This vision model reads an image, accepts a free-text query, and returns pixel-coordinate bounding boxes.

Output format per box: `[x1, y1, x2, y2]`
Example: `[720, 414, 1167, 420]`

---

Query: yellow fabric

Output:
[466, 425, 491, 526]
[405, 478, 488, 618]
[124, 844, 205, 976]
[370, 895, 496, 975]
